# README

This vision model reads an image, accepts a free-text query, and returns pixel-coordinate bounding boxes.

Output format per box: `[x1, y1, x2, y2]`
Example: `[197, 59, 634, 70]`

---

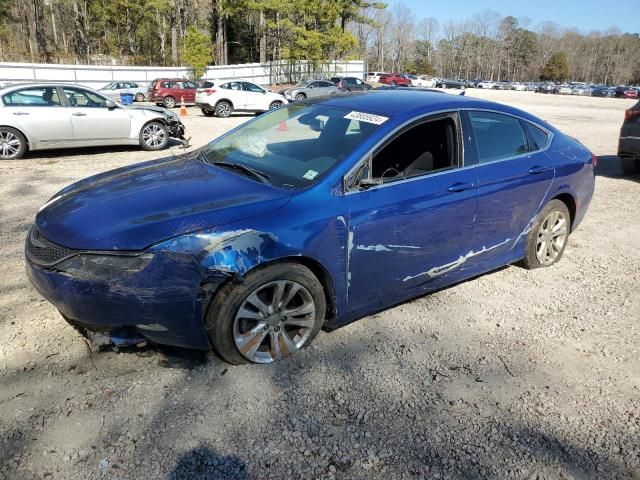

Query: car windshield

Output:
[294, 80, 308, 87]
[201, 103, 384, 189]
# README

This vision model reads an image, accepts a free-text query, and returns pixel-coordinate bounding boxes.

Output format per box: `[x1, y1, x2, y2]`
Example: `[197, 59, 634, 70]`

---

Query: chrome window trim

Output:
[342, 107, 555, 195]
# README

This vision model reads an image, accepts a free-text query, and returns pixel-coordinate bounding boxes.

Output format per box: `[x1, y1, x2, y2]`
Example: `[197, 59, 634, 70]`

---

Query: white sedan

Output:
[99, 82, 148, 102]
[195, 80, 287, 118]
[408, 75, 437, 88]
[0, 83, 186, 159]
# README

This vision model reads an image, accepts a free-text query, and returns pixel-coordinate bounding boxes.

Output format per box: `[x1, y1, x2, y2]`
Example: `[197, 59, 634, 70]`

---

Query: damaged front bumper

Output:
[166, 118, 188, 144]
[25, 248, 217, 350]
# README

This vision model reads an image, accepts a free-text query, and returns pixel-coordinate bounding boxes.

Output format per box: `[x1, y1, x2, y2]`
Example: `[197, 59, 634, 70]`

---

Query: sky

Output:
[389, 0, 638, 35]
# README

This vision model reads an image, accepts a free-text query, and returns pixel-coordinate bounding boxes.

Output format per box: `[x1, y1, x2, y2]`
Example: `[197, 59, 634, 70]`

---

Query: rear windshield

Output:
[202, 104, 385, 189]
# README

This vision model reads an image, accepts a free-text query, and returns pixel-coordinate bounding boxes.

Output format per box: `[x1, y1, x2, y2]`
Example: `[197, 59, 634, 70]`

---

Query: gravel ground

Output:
[1, 90, 639, 480]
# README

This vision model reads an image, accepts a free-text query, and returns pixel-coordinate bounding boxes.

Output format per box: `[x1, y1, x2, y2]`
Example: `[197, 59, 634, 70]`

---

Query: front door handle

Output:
[447, 182, 475, 192]
[72, 112, 87, 117]
[528, 165, 553, 174]
[12, 112, 29, 116]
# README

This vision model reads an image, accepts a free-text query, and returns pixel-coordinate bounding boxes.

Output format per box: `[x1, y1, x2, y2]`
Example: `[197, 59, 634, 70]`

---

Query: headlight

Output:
[55, 253, 154, 280]
[164, 110, 179, 121]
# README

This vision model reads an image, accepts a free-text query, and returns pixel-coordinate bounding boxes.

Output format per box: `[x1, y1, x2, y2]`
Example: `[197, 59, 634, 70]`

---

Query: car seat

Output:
[404, 152, 434, 177]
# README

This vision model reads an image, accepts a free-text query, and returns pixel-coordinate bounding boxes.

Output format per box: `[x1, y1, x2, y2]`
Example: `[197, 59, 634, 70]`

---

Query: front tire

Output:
[215, 101, 233, 118]
[520, 199, 570, 269]
[0, 127, 27, 160]
[620, 156, 639, 175]
[139, 121, 169, 151]
[206, 263, 326, 365]
[295, 93, 306, 101]
[269, 101, 283, 110]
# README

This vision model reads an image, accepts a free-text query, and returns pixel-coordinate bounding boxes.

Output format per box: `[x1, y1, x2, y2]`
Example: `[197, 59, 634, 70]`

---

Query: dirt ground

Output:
[1, 90, 639, 480]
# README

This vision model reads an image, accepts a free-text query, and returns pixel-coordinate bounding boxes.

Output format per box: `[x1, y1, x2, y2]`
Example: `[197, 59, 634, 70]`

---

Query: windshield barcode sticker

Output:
[303, 170, 319, 180]
[344, 111, 388, 125]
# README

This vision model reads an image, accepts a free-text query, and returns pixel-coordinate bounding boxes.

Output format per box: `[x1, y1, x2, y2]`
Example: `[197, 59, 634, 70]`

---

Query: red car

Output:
[148, 78, 198, 108]
[378, 73, 411, 87]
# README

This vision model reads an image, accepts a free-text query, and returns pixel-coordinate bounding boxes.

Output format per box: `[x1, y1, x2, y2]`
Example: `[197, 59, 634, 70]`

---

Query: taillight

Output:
[591, 153, 598, 167]
[203, 89, 216, 95]
[625, 109, 640, 121]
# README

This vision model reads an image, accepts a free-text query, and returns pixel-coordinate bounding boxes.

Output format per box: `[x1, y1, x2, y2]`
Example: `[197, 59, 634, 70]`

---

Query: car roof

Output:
[0, 83, 100, 94]
[317, 90, 549, 127]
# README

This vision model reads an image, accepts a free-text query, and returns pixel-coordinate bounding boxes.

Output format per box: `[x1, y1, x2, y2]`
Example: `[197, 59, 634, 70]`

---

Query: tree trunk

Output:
[259, 10, 266, 63]
[72, 0, 88, 63]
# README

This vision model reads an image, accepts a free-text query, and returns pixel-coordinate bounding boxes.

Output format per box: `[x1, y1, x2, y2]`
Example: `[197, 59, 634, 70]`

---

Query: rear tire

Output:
[163, 96, 176, 109]
[0, 126, 27, 160]
[139, 121, 169, 151]
[520, 199, 570, 269]
[215, 101, 233, 118]
[205, 263, 326, 365]
[620, 156, 639, 175]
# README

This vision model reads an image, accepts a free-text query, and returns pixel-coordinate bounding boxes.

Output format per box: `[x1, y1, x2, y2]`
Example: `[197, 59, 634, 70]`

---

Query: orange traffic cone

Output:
[179, 96, 188, 116]
[277, 120, 288, 132]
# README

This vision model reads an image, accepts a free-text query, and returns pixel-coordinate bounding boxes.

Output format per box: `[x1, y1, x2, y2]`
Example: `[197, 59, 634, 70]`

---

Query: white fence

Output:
[0, 60, 365, 88]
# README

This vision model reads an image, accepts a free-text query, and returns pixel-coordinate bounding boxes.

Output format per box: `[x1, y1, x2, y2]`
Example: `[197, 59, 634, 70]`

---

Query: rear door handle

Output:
[12, 112, 29, 116]
[72, 112, 87, 116]
[528, 165, 553, 174]
[447, 182, 475, 192]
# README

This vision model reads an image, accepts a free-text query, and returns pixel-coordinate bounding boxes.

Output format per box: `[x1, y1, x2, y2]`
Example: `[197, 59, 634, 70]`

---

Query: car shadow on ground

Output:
[167, 445, 249, 480]
[22, 140, 189, 161]
[594, 154, 640, 182]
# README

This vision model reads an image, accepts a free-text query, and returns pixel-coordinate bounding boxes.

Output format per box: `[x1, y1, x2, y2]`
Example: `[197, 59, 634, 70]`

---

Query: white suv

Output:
[195, 81, 287, 118]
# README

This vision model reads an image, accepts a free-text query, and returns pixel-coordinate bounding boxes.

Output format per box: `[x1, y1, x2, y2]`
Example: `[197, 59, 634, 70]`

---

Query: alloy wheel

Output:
[141, 123, 166, 148]
[217, 102, 231, 117]
[0, 131, 22, 159]
[233, 280, 316, 363]
[535, 210, 568, 265]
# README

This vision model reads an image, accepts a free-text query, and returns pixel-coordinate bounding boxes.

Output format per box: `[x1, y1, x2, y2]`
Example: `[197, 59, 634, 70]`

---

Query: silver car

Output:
[279, 80, 340, 101]
[99, 81, 148, 102]
[0, 83, 186, 160]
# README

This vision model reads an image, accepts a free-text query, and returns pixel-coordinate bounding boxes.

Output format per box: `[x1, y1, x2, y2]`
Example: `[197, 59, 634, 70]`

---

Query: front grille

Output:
[26, 226, 76, 267]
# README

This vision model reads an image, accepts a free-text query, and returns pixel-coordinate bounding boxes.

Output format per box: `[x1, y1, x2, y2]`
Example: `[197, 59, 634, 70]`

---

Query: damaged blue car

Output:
[25, 90, 596, 364]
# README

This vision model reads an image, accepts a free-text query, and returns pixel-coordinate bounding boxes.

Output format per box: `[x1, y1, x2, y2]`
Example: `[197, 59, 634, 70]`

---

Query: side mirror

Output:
[106, 99, 117, 109]
[357, 177, 383, 190]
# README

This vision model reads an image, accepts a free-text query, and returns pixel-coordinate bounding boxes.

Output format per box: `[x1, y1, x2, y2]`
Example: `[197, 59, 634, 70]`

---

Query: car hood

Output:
[125, 104, 171, 115]
[35, 156, 291, 251]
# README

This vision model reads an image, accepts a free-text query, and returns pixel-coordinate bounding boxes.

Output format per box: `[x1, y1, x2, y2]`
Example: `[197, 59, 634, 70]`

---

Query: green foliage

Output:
[541, 52, 569, 81]
[181, 26, 212, 79]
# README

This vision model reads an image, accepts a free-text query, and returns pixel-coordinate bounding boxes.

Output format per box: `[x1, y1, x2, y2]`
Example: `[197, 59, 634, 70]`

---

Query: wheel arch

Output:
[0, 124, 30, 151]
[242, 256, 337, 321]
[215, 98, 234, 109]
[551, 192, 576, 230]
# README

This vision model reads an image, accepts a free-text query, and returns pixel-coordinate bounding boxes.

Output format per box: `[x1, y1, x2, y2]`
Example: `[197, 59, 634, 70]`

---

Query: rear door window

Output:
[222, 82, 242, 91]
[469, 111, 529, 163]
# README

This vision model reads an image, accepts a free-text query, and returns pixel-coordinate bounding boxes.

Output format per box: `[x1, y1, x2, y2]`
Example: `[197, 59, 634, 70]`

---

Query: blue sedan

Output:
[25, 91, 595, 364]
